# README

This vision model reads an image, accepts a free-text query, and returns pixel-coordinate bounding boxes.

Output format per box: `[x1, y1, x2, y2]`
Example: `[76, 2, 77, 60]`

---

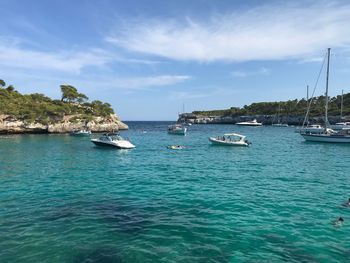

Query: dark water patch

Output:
[72, 247, 122, 263]
[92, 201, 152, 234]
[263, 233, 318, 263]
[41, 208, 77, 222]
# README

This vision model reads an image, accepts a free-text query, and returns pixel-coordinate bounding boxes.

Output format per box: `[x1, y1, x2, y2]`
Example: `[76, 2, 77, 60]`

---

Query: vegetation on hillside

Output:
[0, 79, 114, 124]
[192, 93, 350, 118]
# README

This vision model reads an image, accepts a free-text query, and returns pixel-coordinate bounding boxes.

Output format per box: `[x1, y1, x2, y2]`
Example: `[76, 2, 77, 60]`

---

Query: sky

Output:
[1, 0, 350, 120]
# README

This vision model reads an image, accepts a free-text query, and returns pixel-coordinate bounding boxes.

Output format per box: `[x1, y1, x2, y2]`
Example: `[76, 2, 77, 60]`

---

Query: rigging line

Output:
[302, 51, 327, 128]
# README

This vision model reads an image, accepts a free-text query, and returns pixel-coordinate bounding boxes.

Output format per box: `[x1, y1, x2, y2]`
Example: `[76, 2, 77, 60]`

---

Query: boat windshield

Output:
[100, 134, 124, 141]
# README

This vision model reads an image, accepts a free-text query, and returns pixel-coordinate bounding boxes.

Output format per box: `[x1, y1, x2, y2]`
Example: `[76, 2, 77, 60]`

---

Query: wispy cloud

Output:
[121, 75, 190, 89]
[107, 1, 350, 62]
[90, 75, 191, 91]
[168, 87, 230, 100]
[0, 37, 161, 74]
[232, 67, 270, 78]
[0, 43, 112, 74]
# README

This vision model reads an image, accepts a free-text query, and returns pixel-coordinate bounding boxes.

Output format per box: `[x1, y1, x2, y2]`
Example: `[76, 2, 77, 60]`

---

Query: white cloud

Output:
[0, 43, 111, 74]
[107, 1, 350, 62]
[105, 75, 191, 90]
[79, 75, 191, 92]
[232, 67, 270, 78]
[0, 38, 160, 74]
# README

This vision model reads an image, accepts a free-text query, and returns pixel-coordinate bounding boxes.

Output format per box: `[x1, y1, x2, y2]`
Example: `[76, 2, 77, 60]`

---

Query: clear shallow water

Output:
[1, 121, 350, 263]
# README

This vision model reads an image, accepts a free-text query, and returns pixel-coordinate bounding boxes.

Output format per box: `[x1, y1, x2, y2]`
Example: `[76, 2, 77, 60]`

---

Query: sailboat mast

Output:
[340, 89, 344, 119]
[325, 48, 331, 127]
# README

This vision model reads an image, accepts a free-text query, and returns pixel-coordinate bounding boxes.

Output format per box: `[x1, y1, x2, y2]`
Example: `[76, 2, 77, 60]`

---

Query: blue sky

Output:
[1, 0, 350, 120]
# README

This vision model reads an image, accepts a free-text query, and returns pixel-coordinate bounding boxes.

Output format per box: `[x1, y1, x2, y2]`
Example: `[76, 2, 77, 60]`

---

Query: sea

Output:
[1, 121, 350, 263]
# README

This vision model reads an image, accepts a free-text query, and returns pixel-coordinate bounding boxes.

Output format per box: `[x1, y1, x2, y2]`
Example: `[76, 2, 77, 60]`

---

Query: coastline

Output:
[178, 113, 346, 125]
[0, 114, 128, 134]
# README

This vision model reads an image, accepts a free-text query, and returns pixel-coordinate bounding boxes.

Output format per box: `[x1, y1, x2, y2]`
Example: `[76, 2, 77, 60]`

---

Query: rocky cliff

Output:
[178, 113, 346, 125]
[0, 114, 128, 134]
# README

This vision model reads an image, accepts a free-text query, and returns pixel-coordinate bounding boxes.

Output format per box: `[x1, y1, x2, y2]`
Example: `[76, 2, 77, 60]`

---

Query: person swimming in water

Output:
[332, 217, 344, 227]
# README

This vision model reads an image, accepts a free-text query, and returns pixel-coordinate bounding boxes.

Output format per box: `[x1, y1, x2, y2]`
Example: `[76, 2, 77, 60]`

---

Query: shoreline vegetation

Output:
[0, 79, 128, 134]
[178, 92, 350, 125]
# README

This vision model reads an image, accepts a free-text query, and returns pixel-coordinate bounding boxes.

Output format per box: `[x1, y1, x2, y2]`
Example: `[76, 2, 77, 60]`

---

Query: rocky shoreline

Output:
[177, 113, 346, 125]
[0, 114, 128, 134]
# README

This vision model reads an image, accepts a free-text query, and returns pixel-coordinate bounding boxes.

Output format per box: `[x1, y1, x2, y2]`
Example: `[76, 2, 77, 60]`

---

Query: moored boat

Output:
[272, 103, 288, 127]
[236, 119, 262, 126]
[168, 124, 187, 135]
[209, 133, 250, 146]
[295, 124, 324, 134]
[272, 123, 289, 127]
[70, 129, 91, 136]
[300, 48, 350, 143]
[91, 133, 135, 149]
[331, 122, 350, 131]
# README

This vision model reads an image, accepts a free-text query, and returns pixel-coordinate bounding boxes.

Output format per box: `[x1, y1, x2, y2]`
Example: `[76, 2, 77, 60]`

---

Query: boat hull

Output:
[301, 134, 350, 143]
[209, 137, 249, 146]
[272, 124, 288, 127]
[91, 139, 135, 149]
[70, 132, 91, 136]
[236, 123, 262, 126]
[168, 128, 187, 135]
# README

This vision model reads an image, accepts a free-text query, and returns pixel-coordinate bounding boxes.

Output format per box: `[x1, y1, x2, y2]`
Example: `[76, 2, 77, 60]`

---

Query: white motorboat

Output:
[91, 133, 135, 149]
[209, 133, 250, 146]
[168, 124, 187, 135]
[295, 124, 324, 134]
[70, 129, 91, 136]
[300, 48, 350, 143]
[236, 119, 262, 126]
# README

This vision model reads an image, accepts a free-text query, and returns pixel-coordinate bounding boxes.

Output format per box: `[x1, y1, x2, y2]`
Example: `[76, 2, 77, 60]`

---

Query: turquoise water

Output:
[1, 122, 350, 263]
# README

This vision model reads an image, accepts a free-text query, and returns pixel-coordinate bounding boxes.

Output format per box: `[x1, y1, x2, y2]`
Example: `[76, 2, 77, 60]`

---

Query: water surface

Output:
[1, 122, 350, 262]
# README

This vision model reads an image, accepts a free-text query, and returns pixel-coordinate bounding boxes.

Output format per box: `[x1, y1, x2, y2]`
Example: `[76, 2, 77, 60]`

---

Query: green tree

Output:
[77, 93, 89, 103]
[0, 79, 5, 88]
[60, 85, 89, 103]
[60, 85, 79, 102]
[6, 85, 15, 92]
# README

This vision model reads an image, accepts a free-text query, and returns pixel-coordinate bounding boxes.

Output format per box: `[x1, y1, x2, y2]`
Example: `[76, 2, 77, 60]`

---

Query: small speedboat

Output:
[91, 133, 135, 149]
[209, 133, 250, 146]
[70, 129, 91, 136]
[236, 119, 262, 126]
[168, 124, 187, 135]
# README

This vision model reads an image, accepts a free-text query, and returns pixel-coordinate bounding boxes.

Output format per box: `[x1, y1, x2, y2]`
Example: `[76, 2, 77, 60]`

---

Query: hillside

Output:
[0, 80, 128, 133]
[191, 93, 350, 118]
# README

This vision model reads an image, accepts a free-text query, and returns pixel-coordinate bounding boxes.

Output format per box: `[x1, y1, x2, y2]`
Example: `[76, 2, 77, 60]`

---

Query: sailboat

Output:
[296, 85, 324, 134]
[331, 90, 350, 130]
[300, 48, 350, 143]
[272, 103, 288, 127]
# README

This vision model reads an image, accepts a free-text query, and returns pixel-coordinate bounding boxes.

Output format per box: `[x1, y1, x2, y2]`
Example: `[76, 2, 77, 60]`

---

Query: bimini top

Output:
[224, 133, 246, 139]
